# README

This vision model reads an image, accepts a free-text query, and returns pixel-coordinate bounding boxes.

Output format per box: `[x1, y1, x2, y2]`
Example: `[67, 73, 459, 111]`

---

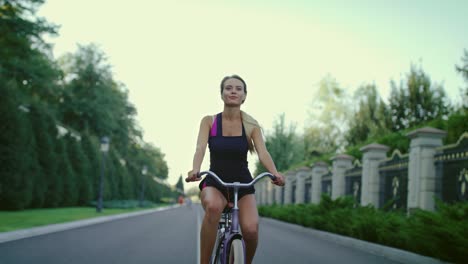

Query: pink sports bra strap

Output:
[210, 115, 217, 137]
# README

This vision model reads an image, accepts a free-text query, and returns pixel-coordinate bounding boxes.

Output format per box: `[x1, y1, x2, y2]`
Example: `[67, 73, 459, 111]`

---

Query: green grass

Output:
[0, 206, 165, 232]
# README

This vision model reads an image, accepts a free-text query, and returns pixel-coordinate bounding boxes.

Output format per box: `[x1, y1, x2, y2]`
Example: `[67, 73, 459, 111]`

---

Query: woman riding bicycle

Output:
[186, 75, 285, 264]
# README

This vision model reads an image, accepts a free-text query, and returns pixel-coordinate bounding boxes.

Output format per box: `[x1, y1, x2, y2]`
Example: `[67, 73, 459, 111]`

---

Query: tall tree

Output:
[455, 49, 468, 110]
[175, 175, 185, 193]
[0, 81, 36, 210]
[346, 84, 390, 145]
[29, 101, 58, 208]
[55, 135, 76, 206]
[0, 0, 61, 105]
[388, 65, 451, 131]
[66, 134, 92, 206]
[80, 133, 100, 203]
[59, 44, 141, 151]
[304, 75, 352, 154]
[125, 142, 170, 202]
[254, 113, 304, 175]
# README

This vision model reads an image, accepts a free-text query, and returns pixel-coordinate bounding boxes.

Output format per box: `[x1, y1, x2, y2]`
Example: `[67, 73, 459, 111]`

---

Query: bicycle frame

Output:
[198, 171, 276, 264]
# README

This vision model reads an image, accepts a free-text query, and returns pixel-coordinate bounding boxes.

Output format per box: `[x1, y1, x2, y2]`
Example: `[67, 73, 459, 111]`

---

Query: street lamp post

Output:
[97, 136, 110, 213]
[139, 165, 147, 207]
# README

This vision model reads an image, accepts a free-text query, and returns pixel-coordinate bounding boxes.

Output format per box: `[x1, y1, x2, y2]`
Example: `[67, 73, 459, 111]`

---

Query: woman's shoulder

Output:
[201, 114, 218, 125]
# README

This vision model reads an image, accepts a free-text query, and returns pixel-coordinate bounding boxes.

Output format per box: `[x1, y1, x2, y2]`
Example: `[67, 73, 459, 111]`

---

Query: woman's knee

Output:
[241, 222, 258, 241]
[202, 199, 224, 220]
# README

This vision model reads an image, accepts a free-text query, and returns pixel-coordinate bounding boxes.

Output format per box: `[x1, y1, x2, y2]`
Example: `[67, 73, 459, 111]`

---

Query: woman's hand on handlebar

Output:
[185, 169, 201, 182]
[271, 172, 285, 186]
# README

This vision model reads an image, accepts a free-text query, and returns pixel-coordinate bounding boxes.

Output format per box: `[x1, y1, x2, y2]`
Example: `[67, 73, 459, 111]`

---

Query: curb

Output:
[0, 205, 180, 244]
[261, 217, 449, 264]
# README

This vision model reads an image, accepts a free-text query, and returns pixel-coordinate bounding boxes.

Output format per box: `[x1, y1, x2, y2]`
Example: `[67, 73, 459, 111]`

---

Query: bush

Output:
[258, 198, 468, 263]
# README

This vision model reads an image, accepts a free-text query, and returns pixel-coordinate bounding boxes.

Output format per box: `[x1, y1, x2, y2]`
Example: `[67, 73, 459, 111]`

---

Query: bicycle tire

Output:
[228, 239, 245, 264]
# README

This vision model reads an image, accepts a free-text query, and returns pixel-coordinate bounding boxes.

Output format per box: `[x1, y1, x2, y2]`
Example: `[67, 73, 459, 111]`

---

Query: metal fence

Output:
[379, 151, 409, 209]
[322, 171, 332, 197]
[435, 133, 468, 203]
[305, 178, 311, 203]
[345, 161, 362, 204]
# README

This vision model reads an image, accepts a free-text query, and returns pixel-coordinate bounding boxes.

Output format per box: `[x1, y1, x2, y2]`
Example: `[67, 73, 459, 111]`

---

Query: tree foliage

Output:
[388, 65, 450, 131]
[59, 44, 141, 150]
[304, 75, 351, 155]
[175, 175, 185, 193]
[254, 113, 304, 174]
[0, 0, 172, 210]
[0, 82, 35, 210]
[346, 84, 391, 146]
[455, 49, 468, 110]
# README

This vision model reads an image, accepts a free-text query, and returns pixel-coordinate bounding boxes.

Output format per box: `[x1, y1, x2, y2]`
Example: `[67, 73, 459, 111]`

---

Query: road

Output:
[0, 205, 412, 264]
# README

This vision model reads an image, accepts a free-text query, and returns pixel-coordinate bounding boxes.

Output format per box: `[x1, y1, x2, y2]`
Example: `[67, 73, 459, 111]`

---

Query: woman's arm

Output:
[251, 127, 285, 186]
[186, 115, 211, 181]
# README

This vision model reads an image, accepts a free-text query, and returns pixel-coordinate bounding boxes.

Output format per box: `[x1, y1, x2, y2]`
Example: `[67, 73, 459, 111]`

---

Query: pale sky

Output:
[38, 0, 467, 187]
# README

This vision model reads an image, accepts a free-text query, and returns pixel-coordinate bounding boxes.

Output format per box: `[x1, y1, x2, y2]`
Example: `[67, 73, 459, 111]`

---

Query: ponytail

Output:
[241, 111, 261, 153]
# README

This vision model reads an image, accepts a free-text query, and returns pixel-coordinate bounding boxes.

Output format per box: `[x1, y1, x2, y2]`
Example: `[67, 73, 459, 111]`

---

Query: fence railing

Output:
[379, 151, 409, 209]
[345, 161, 362, 204]
[257, 128, 468, 212]
[435, 134, 468, 203]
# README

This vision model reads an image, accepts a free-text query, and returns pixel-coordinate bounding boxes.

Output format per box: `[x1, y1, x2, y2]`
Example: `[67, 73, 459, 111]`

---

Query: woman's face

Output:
[222, 78, 246, 106]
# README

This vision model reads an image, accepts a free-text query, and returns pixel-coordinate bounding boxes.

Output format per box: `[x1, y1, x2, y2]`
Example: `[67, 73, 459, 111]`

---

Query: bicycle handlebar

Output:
[197, 170, 277, 188]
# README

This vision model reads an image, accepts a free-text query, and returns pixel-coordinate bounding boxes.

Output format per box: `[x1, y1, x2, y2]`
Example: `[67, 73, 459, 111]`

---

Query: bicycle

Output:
[196, 170, 276, 264]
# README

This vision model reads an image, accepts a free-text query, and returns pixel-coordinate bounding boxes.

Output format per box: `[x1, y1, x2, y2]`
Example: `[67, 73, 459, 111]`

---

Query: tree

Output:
[0, 0, 61, 106]
[175, 175, 185, 194]
[254, 113, 304, 175]
[388, 65, 451, 131]
[346, 84, 391, 145]
[455, 49, 468, 110]
[66, 134, 92, 206]
[304, 75, 352, 154]
[55, 135, 76, 206]
[58, 44, 141, 151]
[0, 81, 36, 210]
[29, 101, 58, 208]
[124, 142, 169, 202]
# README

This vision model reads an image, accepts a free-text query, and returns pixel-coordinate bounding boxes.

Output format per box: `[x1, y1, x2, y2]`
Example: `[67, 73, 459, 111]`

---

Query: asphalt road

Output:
[0, 205, 440, 264]
[0, 206, 197, 264]
[255, 217, 399, 264]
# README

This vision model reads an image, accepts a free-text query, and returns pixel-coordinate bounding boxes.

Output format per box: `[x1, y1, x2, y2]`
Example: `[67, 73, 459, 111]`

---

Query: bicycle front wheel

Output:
[228, 239, 245, 264]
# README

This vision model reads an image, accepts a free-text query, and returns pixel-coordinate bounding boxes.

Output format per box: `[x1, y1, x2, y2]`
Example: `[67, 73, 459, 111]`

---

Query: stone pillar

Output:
[407, 127, 446, 212]
[331, 154, 353, 199]
[360, 143, 390, 207]
[284, 171, 295, 204]
[255, 181, 263, 204]
[267, 182, 275, 205]
[311, 161, 328, 204]
[275, 185, 283, 205]
[261, 180, 268, 205]
[295, 167, 310, 204]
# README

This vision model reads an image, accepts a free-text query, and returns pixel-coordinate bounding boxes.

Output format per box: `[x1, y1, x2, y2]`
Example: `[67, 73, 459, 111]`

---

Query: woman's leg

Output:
[238, 194, 259, 264]
[200, 187, 227, 264]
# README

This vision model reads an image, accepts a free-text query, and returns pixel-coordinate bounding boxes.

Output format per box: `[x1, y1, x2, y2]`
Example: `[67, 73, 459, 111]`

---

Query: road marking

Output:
[196, 205, 201, 264]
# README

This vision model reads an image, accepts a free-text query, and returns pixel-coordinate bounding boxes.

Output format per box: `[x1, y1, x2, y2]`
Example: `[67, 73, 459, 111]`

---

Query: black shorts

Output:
[199, 177, 255, 203]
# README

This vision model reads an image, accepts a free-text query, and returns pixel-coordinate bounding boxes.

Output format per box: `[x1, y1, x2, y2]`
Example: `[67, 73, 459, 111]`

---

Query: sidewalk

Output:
[0, 204, 179, 244]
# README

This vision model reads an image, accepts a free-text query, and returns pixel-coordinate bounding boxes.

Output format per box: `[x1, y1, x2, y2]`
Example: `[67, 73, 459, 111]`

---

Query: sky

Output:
[37, 0, 468, 187]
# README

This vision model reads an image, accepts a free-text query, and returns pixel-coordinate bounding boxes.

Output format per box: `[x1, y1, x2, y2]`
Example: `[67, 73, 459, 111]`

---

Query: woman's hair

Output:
[219, 75, 260, 153]
[241, 111, 261, 153]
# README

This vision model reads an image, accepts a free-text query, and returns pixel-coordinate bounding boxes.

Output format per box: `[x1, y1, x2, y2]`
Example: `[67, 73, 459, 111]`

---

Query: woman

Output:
[186, 74, 285, 264]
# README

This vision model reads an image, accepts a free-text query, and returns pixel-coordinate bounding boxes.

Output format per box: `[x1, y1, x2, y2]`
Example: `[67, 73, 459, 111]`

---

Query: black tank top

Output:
[208, 113, 252, 183]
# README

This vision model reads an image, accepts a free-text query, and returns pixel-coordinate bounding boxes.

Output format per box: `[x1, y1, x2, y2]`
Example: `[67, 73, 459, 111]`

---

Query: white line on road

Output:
[196, 204, 202, 264]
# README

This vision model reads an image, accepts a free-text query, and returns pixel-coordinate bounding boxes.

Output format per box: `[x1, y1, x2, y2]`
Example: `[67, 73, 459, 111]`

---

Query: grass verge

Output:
[0, 205, 166, 232]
